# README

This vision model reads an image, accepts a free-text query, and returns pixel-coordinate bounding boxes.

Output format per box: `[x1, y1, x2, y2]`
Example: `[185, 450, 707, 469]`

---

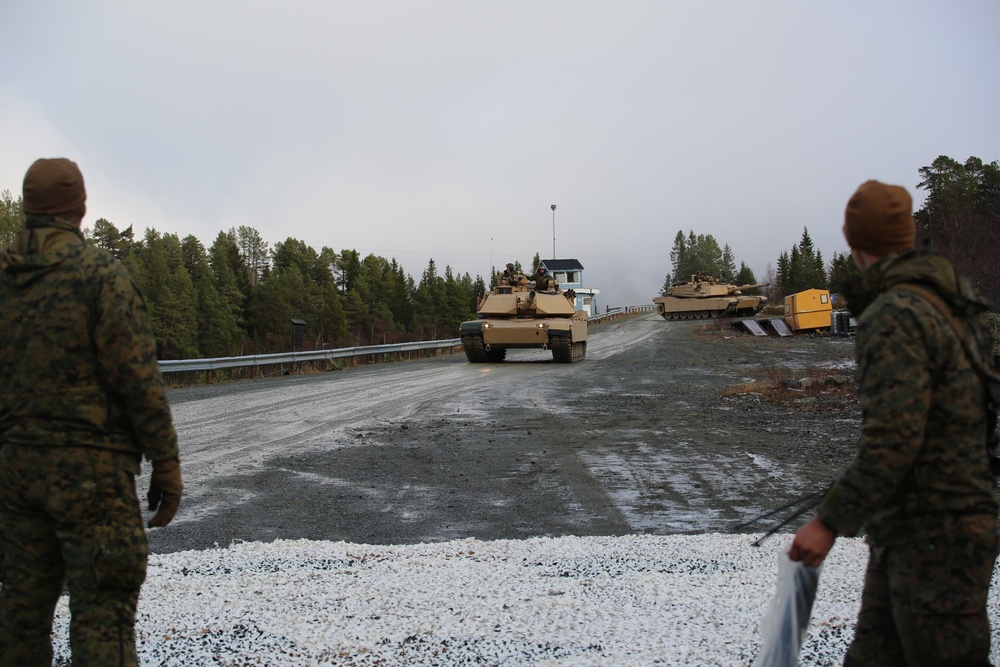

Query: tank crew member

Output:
[499, 263, 528, 288]
[0, 158, 183, 667]
[530, 265, 557, 291]
[788, 180, 998, 665]
[499, 263, 518, 285]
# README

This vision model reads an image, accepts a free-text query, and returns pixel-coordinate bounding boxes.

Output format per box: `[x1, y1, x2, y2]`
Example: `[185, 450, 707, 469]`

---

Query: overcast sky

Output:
[3, 1, 997, 307]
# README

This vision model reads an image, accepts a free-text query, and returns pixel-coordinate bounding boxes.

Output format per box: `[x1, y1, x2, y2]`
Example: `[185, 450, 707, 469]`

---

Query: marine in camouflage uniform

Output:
[0, 158, 183, 667]
[789, 180, 999, 666]
[498, 263, 527, 287]
[529, 266, 557, 291]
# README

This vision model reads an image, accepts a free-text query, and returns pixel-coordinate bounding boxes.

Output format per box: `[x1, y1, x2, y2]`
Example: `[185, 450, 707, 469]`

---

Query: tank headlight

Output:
[482, 323, 492, 329]
[537, 323, 548, 329]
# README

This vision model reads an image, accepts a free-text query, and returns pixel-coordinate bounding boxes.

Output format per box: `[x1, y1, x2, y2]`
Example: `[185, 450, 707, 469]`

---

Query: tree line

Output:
[0, 199, 498, 359]
[661, 155, 999, 309]
[3, 154, 995, 359]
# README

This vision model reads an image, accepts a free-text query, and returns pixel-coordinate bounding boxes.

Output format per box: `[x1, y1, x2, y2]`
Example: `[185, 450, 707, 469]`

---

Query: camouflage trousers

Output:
[845, 514, 998, 667]
[0, 445, 148, 667]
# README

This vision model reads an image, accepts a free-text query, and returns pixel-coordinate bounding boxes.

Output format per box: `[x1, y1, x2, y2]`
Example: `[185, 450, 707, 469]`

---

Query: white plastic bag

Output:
[754, 552, 821, 667]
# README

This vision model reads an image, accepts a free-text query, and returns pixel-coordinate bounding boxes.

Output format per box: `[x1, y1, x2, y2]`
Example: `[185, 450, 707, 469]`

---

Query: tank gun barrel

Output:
[519, 290, 537, 311]
[737, 282, 769, 291]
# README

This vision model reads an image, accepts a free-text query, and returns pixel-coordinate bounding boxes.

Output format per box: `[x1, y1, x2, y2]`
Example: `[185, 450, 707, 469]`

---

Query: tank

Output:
[653, 274, 769, 321]
[460, 282, 588, 363]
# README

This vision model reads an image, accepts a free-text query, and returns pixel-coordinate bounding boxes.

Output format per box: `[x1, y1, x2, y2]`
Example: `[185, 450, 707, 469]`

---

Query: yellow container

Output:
[784, 289, 832, 331]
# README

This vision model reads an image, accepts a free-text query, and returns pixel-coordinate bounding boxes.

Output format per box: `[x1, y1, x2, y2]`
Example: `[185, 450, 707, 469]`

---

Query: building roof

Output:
[540, 259, 584, 271]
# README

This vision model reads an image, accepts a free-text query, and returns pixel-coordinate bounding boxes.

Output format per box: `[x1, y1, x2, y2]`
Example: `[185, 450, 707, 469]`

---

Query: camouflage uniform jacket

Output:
[0, 217, 178, 472]
[530, 273, 556, 291]
[818, 247, 998, 545]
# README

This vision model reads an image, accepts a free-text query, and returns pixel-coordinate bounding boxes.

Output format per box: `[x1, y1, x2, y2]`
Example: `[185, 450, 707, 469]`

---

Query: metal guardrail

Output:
[588, 304, 655, 325]
[159, 339, 461, 374]
[158, 304, 655, 375]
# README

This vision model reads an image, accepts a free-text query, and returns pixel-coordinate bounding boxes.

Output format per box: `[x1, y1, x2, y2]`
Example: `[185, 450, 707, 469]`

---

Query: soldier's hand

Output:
[788, 515, 836, 568]
[147, 457, 183, 527]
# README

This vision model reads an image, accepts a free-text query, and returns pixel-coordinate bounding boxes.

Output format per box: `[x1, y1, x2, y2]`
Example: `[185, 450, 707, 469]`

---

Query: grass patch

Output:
[725, 367, 857, 413]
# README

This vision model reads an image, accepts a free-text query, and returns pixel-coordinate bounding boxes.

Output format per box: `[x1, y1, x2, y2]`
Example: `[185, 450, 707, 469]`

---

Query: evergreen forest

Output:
[662, 155, 999, 309]
[0, 207, 495, 359]
[2, 155, 996, 360]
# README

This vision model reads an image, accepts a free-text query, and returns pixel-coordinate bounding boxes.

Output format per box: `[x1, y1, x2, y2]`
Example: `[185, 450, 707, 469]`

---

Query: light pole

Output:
[550, 204, 557, 258]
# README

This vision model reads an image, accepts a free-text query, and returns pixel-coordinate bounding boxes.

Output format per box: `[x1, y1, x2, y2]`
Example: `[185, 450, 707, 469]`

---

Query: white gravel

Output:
[50, 533, 1000, 666]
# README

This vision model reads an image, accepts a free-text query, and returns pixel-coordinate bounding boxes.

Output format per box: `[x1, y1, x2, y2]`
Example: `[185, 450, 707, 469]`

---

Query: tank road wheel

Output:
[462, 335, 488, 362]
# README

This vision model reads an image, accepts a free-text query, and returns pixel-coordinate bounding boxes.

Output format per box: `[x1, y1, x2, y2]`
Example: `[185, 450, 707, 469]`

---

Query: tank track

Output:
[551, 338, 586, 363]
[461, 335, 506, 362]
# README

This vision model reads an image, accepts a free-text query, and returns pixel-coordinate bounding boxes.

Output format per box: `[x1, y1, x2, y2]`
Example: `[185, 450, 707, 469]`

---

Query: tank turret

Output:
[652, 274, 769, 320]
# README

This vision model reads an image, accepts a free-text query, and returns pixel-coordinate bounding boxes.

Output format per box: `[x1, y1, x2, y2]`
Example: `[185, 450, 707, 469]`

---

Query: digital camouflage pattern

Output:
[844, 515, 997, 666]
[0, 217, 178, 466]
[0, 215, 179, 666]
[818, 247, 999, 666]
[0, 446, 147, 666]
[529, 270, 556, 291]
[818, 247, 998, 541]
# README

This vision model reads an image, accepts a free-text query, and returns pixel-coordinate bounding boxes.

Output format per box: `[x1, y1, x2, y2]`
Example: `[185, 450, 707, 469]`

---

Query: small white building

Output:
[539, 259, 600, 317]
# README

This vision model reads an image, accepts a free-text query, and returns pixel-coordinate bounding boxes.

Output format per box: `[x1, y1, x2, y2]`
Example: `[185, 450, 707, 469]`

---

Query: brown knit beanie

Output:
[22, 158, 87, 221]
[842, 180, 915, 255]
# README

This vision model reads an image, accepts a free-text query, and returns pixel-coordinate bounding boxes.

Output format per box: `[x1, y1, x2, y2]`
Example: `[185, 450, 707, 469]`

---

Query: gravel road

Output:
[148, 313, 860, 555]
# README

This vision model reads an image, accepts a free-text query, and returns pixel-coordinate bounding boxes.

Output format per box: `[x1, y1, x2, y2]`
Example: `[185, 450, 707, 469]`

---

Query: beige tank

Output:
[653, 274, 769, 321]
[460, 282, 588, 363]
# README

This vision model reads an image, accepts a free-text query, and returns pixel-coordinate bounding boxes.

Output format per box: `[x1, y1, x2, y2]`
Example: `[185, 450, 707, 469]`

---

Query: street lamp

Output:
[550, 204, 556, 258]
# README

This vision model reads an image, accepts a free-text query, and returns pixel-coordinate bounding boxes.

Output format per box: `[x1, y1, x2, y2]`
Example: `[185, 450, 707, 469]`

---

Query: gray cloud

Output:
[3, 1, 998, 306]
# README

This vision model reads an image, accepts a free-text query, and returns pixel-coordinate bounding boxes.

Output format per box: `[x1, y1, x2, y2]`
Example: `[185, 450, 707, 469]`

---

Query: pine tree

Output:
[237, 226, 270, 288]
[720, 244, 737, 283]
[182, 235, 240, 357]
[412, 259, 443, 339]
[160, 262, 200, 359]
[827, 251, 860, 298]
[316, 281, 348, 347]
[916, 155, 1000, 307]
[209, 232, 248, 339]
[735, 262, 758, 292]
[0, 189, 23, 248]
[90, 218, 128, 259]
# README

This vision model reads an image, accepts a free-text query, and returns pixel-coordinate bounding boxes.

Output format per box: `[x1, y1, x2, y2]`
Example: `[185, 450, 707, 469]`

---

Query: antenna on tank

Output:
[550, 204, 556, 258]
